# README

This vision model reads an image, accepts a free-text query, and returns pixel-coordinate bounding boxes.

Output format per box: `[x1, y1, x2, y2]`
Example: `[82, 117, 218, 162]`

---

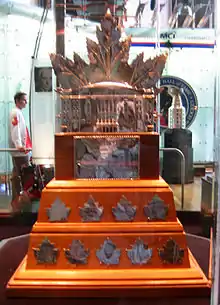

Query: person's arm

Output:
[10, 112, 25, 152]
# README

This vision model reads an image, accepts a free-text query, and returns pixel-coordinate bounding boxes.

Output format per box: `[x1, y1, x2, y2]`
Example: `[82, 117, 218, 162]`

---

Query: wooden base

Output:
[6, 176, 210, 299]
[7, 250, 210, 298]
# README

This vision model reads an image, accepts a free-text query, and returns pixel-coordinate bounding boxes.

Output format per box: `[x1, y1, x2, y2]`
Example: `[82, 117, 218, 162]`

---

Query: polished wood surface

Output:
[55, 134, 74, 180]
[27, 178, 184, 270]
[7, 251, 210, 298]
[32, 221, 184, 233]
[139, 132, 159, 179]
[7, 133, 210, 297]
[26, 232, 190, 270]
[46, 178, 167, 189]
[37, 184, 176, 223]
[7, 177, 210, 296]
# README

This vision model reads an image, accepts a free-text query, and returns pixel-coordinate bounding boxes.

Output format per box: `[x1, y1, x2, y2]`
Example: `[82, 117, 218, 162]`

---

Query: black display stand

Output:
[162, 128, 194, 184]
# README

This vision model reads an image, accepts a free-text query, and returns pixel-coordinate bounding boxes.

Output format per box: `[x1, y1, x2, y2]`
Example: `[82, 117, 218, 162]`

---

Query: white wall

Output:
[30, 20, 56, 165]
[0, 13, 55, 171]
[164, 47, 215, 162]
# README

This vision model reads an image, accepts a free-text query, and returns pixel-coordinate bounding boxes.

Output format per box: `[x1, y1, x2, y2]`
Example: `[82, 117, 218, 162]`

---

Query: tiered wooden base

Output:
[7, 179, 210, 298]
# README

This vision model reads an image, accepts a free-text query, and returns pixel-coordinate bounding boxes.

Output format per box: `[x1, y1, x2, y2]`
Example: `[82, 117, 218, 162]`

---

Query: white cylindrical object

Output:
[31, 60, 56, 165]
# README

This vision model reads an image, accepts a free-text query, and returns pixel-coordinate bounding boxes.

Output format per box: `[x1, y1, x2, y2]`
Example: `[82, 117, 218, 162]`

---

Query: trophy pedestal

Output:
[7, 177, 210, 298]
[7, 251, 209, 298]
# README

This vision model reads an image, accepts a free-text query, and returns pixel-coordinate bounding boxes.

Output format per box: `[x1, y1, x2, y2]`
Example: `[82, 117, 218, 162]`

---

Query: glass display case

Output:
[5, 8, 211, 300]
[211, 1, 220, 305]
[0, 1, 219, 304]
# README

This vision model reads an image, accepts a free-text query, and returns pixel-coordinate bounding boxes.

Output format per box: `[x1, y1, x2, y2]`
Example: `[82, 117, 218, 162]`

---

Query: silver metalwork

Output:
[64, 240, 90, 265]
[79, 195, 104, 222]
[127, 239, 153, 265]
[47, 198, 71, 222]
[168, 87, 186, 129]
[50, 10, 167, 133]
[160, 147, 185, 209]
[158, 238, 184, 264]
[84, 99, 92, 122]
[144, 195, 168, 221]
[33, 237, 59, 264]
[96, 238, 121, 265]
[112, 196, 136, 221]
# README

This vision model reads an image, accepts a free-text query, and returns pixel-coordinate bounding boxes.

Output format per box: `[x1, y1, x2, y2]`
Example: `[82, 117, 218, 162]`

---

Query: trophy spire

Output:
[105, 8, 112, 18]
[168, 87, 186, 129]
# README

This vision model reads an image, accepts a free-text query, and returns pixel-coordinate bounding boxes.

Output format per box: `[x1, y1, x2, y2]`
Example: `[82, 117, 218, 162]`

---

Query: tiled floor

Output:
[0, 177, 204, 214]
[170, 177, 202, 211]
[0, 190, 39, 214]
[0, 185, 12, 214]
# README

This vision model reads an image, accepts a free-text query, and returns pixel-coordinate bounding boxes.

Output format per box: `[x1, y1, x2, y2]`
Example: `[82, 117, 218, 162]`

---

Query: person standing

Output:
[135, 0, 148, 27]
[9, 92, 32, 212]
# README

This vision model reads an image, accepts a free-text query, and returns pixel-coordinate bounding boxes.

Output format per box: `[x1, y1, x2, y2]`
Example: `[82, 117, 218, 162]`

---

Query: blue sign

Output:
[160, 76, 198, 129]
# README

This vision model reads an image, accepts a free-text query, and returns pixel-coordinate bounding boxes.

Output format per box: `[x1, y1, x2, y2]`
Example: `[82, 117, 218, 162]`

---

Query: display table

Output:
[201, 175, 215, 237]
[0, 233, 211, 305]
[201, 175, 213, 214]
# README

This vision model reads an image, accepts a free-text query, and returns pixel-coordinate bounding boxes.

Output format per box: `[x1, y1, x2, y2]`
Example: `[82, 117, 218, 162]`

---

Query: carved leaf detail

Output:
[50, 11, 167, 91]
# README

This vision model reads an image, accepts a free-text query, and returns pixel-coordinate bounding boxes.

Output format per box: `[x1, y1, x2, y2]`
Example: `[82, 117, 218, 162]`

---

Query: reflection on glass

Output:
[65, 0, 215, 30]
[169, 0, 214, 29]
[75, 136, 139, 179]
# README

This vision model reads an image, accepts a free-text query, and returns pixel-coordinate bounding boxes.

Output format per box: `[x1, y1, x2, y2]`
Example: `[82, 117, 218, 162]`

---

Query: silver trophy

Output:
[168, 87, 186, 129]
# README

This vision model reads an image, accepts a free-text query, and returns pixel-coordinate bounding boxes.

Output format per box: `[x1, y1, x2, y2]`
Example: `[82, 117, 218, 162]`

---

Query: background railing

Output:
[159, 147, 185, 210]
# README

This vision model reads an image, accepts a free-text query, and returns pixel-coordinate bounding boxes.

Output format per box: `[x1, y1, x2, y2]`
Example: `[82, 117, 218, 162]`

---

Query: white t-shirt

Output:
[9, 107, 27, 157]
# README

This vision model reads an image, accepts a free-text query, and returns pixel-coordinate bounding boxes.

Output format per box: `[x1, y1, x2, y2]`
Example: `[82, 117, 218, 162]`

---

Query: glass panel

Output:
[158, 0, 216, 216]
[167, 0, 214, 29]
[0, 2, 216, 304]
[211, 1, 220, 304]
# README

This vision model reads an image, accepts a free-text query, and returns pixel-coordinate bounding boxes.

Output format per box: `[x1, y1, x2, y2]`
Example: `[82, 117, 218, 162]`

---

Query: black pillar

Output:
[162, 128, 194, 184]
[55, 0, 66, 57]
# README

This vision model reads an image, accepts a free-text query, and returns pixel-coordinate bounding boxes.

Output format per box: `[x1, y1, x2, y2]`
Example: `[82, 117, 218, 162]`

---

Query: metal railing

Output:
[159, 147, 185, 210]
[0, 149, 32, 152]
[0, 149, 33, 193]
